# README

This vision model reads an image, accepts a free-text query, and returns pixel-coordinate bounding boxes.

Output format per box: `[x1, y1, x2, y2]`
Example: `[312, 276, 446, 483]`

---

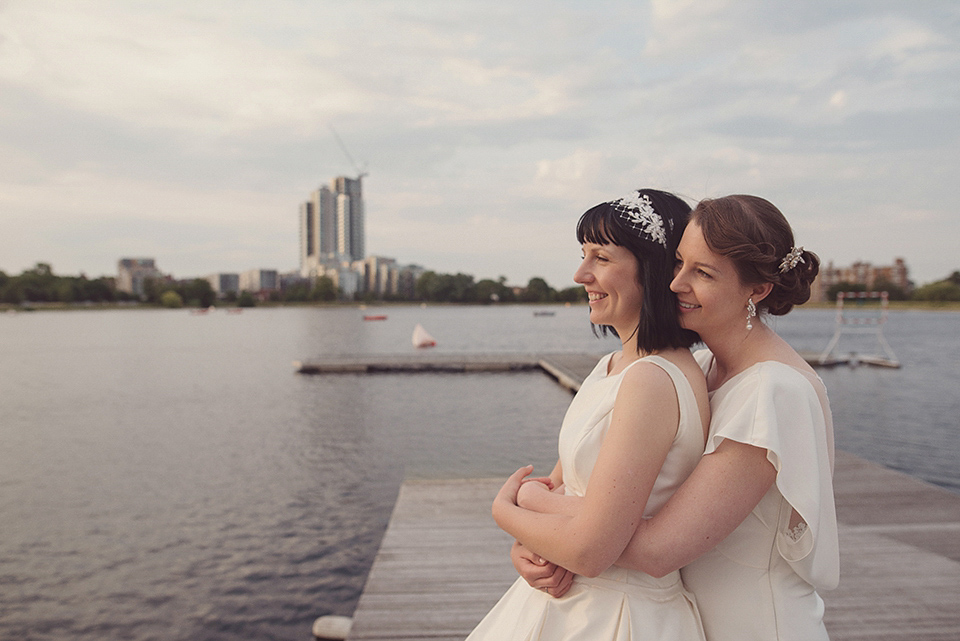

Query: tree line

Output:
[0, 263, 121, 305]
[412, 273, 585, 304]
[826, 271, 960, 302]
[909, 271, 960, 302]
[0, 263, 586, 307]
[0, 262, 223, 308]
[8, 262, 958, 307]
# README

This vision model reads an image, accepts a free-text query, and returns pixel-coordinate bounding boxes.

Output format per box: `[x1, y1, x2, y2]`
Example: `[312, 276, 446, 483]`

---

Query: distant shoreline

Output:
[798, 300, 960, 311]
[3, 300, 960, 313]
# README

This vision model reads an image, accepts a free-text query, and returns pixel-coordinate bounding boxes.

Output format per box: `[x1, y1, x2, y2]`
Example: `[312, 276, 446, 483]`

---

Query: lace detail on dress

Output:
[786, 521, 808, 542]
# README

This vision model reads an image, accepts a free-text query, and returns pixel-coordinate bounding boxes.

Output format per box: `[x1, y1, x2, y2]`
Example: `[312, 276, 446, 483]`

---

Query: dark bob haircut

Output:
[576, 188, 699, 352]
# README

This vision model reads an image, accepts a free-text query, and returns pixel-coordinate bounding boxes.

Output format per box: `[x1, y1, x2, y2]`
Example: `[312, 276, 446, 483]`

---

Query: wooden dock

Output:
[336, 353, 960, 640]
[297, 351, 897, 377]
[294, 353, 543, 375]
[294, 353, 594, 393]
[347, 458, 960, 641]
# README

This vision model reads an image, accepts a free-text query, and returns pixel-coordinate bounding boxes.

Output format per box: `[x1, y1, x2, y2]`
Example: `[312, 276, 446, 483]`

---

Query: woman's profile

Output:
[516, 194, 840, 640]
[466, 189, 710, 640]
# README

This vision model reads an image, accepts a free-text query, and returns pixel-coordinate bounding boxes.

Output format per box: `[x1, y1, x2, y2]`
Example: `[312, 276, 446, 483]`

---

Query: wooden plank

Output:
[537, 353, 598, 393]
[294, 353, 543, 375]
[347, 480, 513, 641]
[295, 351, 873, 378]
[825, 523, 960, 640]
[349, 467, 960, 641]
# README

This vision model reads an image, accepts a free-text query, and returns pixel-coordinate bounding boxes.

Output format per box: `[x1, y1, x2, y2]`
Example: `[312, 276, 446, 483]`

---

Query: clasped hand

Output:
[494, 465, 575, 598]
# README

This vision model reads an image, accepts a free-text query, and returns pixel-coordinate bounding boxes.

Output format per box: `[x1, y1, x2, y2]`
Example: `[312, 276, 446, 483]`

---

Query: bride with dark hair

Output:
[467, 189, 710, 640]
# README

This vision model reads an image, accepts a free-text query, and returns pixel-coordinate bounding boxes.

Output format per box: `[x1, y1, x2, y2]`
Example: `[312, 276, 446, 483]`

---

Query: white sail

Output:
[412, 323, 437, 348]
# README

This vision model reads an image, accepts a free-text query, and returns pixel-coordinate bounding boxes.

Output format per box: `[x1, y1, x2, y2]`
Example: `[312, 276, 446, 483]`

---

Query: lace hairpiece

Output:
[779, 246, 805, 273]
[609, 191, 668, 247]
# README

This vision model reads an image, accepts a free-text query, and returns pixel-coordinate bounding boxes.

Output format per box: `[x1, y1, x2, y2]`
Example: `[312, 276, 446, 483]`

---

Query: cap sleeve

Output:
[705, 363, 840, 589]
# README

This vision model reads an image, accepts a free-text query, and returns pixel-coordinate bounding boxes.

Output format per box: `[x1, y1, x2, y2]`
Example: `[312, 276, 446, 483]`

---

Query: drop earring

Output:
[746, 298, 757, 330]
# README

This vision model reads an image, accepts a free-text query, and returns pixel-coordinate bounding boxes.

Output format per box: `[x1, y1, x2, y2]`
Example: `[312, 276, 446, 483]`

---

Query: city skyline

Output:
[1, 2, 958, 288]
[300, 174, 367, 278]
[22, 251, 925, 295]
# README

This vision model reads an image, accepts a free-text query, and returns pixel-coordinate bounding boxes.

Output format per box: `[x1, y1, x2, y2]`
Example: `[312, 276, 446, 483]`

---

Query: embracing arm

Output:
[616, 438, 777, 577]
[511, 426, 778, 577]
[510, 539, 576, 597]
[505, 458, 576, 597]
[493, 362, 679, 578]
[516, 479, 581, 517]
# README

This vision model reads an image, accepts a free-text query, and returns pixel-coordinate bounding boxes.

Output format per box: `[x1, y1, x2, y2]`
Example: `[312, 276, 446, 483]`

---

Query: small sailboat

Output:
[412, 323, 437, 348]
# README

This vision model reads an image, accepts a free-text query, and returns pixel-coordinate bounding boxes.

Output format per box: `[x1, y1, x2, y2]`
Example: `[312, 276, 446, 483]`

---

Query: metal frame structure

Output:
[818, 291, 900, 368]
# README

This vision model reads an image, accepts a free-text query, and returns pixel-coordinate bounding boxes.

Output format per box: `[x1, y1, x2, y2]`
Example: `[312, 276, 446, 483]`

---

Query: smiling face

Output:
[670, 222, 756, 338]
[574, 242, 644, 338]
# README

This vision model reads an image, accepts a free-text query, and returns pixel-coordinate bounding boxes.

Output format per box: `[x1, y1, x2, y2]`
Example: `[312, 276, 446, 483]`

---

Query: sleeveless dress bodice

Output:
[466, 352, 707, 641]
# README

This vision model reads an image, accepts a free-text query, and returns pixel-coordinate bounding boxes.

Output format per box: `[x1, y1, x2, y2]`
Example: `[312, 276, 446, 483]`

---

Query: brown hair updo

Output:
[690, 195, 820, 315]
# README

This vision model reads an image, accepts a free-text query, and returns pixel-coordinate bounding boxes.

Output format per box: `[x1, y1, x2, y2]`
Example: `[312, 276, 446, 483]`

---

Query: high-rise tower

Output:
[299, 176, 365, 277]
[299, 200, 316, 276]
[333, 176, 364, 262]
[315, 185, 337, 257]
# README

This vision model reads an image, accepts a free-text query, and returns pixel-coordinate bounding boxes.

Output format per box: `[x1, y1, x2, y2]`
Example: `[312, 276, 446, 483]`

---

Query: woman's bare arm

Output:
[617, 439, 776, 577]
[516, 481, 581, 517]
[510, 439, 776, 578]
[492, 362, 680, 578]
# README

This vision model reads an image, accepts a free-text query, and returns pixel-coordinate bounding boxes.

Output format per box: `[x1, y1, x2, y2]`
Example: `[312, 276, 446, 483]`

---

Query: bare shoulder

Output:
[651, 349, 710, 438]
[615, 358, 681, 427]
[618, 350, 703, 406]
[648, 349, 708, 394]
[765, 332, 817, 376]
[620, 356, 675, 393]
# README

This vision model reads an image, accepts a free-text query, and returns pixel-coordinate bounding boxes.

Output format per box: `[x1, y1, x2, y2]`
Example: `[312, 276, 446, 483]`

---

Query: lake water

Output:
[1, 305, 957, 640]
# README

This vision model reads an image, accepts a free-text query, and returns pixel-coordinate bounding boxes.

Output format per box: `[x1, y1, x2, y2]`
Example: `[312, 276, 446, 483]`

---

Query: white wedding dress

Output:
[680, 350, 840, 641]
[466, 353, 707, 641]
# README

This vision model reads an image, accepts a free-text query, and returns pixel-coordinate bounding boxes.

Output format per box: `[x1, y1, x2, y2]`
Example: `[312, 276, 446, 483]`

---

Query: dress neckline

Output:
[703, 352, 822, 396]
[604, 351, 661, 378]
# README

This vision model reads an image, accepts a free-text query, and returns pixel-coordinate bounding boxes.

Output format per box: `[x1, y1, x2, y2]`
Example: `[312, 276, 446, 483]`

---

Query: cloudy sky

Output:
[1, 0, 958, 289]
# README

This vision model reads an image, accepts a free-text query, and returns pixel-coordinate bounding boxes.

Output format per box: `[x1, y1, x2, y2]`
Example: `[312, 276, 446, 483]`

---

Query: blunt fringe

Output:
[576, 188, 699, 352]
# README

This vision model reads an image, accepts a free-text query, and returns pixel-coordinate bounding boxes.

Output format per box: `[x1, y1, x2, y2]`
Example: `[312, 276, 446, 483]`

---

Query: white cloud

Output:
[644, 0, 743, 58]
[829, 90, 848, 109]
[531, 150, 612, 200]
[0, 0, 958, 287]
[0, 1, 362, 135]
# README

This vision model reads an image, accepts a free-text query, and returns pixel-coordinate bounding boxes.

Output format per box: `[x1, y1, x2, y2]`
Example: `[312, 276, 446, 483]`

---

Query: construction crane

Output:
[329, 125, 368, 181]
